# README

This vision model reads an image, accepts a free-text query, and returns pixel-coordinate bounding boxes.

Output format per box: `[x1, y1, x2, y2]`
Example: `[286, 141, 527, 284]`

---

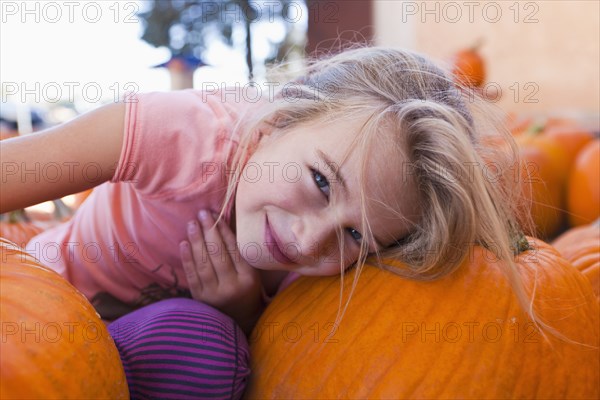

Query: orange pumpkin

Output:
[505, 113, 532, 136]
[0, 129, 18, 141]
[71, 189, 94, 209]
[0, 238, 129, 399]
[451, 41, 486, 87]
[515, 130, 570, 238]
[0, 211, 43, 247]
[544, 122, 594, 167]
[567, 139, 600, 227]
[553, 221, 599, 299]
[246, 237, 599, 399]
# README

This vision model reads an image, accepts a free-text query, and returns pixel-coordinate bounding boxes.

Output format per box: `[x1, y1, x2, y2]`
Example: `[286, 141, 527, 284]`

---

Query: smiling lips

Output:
[265, 215, 294, 265]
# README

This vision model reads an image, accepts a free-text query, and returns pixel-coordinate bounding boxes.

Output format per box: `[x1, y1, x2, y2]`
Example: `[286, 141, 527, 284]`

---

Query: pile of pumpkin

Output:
[2, 126, 598, 400]
[452, 41, 599, 299]
[2, 46, 600, 398]
[452, 40, 599, 234]
[510, 116, 599, 300]
[509, 116, 599, 238]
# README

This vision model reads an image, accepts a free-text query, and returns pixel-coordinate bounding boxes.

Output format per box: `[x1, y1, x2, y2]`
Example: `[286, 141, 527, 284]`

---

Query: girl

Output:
[2, 46, 533, 397]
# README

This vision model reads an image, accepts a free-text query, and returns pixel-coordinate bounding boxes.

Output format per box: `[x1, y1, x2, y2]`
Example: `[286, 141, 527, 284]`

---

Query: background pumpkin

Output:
[0, 198, 76, 244]
[542, 119, 594, 167]
[246, 238, 599, 399]
[505, 113, 532, 136]
[553, 220, 600, 299]
[0, 210, 43, 248]
[567, 139, 600, 227]
[70, 189, 94, 209]
[514, 131, 569, 238]
[0, 130, 18, 141]
[451, 41, 485, 87]
[0, 238, 129, 399]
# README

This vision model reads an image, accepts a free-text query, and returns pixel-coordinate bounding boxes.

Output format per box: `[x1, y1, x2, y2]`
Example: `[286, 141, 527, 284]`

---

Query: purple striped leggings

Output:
[108, 298, 250, 400]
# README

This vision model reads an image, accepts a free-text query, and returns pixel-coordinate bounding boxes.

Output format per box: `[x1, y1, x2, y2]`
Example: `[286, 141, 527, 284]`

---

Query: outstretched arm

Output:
[0, 102, 125, 213]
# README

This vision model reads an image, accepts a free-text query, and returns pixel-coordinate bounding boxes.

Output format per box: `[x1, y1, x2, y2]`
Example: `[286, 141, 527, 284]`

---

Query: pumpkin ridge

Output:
[251, 276, 333, 395]
[321, 270, 398, 397]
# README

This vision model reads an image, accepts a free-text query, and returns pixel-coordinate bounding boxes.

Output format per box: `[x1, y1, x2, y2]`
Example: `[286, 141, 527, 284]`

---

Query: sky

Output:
[0, 0, 301, 114]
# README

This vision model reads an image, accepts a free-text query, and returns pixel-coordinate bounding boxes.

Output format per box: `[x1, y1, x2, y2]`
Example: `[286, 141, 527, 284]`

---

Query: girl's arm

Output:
[0, 102, 125, 213]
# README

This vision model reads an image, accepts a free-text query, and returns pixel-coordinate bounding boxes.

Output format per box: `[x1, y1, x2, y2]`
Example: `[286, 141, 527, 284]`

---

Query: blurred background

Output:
[1, 0, 599, 240]
[2, 0, 598, 129]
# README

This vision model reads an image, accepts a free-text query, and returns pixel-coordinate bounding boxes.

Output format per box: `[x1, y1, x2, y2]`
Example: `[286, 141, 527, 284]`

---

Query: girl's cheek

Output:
[325, 256, 348, 276]
[279, 176, 313, 209]
[311, 245, 356, 276]
[342, 248, 361, 269]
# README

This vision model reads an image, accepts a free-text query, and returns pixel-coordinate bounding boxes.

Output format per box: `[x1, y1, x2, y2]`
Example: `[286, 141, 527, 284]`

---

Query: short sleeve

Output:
[112, 90, 238, 198]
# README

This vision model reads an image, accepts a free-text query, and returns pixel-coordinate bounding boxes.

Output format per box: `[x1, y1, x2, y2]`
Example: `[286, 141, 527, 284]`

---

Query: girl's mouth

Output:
[265, 215, 294, 265]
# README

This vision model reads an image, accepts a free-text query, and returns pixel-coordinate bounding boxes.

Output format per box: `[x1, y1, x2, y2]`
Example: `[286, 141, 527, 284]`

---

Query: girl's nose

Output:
[291, 214, 337, 262]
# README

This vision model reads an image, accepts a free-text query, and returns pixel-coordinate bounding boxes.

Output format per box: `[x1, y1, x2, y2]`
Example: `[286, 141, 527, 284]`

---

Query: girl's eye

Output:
[311, 169, 330, 197]
[347, 228, 362, 243]
[311, 168, 361, 243]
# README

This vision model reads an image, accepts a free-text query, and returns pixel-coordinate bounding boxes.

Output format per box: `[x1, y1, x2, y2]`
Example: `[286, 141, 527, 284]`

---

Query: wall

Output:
[306, 0, 373, 55]
[373, 0, 599, 126]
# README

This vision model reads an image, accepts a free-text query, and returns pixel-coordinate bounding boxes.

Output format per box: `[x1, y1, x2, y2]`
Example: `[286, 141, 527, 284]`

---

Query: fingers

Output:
[181, 210, 256, 299]
[181, 217, 219, 293]
[198, 211, 239, 280]
[210, 212, 257, 279]
[180, 210, 262, 319]
[211, 212, 247, 274]
[179, 240, 203, 299]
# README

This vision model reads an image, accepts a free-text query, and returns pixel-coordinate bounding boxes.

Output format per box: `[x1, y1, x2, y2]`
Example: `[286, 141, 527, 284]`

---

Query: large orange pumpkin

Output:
[246, 238, 599, 399]
[568, 139, 600, 227]
[553, 220, 599, 299]
[0, 238, 129, 399]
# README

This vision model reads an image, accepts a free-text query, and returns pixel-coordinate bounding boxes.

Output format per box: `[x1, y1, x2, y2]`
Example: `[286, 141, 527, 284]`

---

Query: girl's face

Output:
[234, 116, 420, 276]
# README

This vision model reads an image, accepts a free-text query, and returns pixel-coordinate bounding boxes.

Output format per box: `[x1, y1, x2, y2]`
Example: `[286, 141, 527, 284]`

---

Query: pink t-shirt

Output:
[27, 89, 296, 319]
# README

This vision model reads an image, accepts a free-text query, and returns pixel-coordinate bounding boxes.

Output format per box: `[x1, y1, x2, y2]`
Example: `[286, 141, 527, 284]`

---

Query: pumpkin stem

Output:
[53, 199, 74, 220]
[478, 230, 530, 257]
[525, 122, 545, 136]
[6, 209, 30, 224]
[511, 229, 531, 255]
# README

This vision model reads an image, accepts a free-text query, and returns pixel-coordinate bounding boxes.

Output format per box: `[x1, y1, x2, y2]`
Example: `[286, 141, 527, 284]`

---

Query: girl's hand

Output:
[180, 210, 263, 334]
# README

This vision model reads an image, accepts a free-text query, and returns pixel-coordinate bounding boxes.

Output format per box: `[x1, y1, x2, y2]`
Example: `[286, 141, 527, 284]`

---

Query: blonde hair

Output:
[220, 46, 545, 331]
